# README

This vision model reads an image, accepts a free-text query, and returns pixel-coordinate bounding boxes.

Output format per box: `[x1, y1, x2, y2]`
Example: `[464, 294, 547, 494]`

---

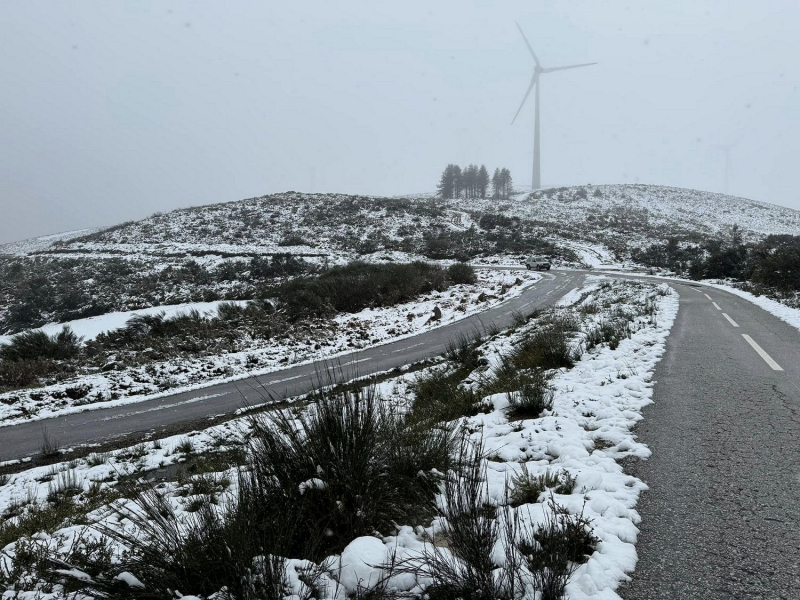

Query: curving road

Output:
[0, 270, 583, 463]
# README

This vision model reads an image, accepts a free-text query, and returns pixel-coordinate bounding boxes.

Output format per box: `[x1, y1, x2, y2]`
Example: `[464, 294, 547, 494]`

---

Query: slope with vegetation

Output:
[0, 276, 678, 600]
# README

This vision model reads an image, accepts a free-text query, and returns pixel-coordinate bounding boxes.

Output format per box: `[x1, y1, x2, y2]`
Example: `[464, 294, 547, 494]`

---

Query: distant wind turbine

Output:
[712, 137, 741, 194]
[512, 22, 596, 190]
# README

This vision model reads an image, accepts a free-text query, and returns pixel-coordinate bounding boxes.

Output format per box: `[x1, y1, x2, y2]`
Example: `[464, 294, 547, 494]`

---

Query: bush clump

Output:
[245, 382, 451, 559]
[0, 327, 82, 362]
[518, 497, 599, 600]
[510, 323, 578, 371]
[506, 369, 554, 418]
[510, 467, 576, 506]
[274, 262, 453, 320]
[447, 262, 477, 285]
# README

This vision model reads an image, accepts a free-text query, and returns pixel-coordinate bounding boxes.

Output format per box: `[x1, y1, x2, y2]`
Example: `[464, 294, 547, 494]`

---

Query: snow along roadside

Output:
[0, 270, 541, 427]
[597, 269, 800, 335]
[0, 277, 680, 599]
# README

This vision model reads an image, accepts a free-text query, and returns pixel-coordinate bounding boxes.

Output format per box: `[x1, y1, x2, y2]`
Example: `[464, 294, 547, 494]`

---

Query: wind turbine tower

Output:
[512, 22, 596, 190]
[713, 139, 740, 194]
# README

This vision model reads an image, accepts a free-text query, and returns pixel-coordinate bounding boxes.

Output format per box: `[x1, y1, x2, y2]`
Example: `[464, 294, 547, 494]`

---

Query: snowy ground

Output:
[0, 301, 250, 346]
[0, 229, 101, 256]
[0, 276, 679, 599]
[0, 269, 540, 426]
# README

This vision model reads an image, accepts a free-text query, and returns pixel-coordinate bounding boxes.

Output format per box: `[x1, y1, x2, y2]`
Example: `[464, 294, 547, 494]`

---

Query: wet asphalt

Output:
[619, 281, 800, 599]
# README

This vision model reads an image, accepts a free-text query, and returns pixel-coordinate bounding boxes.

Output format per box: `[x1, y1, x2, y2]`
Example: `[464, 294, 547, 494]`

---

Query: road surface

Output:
[614, 277, 800, 599]
[0, 270, 583, 462]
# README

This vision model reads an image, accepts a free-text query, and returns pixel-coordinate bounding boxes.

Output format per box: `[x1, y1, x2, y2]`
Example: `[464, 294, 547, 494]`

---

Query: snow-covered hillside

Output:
[12, 184, 798, 262]
[0, 228, 100, 256]
[454, 184, 800, 249]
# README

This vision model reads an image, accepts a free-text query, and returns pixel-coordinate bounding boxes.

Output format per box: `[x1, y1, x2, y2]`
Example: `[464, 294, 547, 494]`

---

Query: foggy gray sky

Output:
[2, 1, 799, 244]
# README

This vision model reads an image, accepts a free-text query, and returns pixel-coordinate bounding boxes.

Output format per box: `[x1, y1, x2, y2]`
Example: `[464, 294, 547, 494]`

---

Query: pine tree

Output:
[477, 165, 489, 199]
[462, 164, 479, 199]
[453, 165, 462, 198]
[437, 164, 461, 199]
[492, 168, 501, 199]
[499, 168, 513, 199]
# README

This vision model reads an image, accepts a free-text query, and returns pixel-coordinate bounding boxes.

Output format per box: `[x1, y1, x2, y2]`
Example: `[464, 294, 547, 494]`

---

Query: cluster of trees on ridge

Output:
[438, 164, 513, 200]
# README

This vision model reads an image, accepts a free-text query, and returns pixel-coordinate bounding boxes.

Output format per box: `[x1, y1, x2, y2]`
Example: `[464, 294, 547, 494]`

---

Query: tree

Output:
[496, 168, 513, 200]
[477, 165, 489, 199]
[437, 164, 460, 199]
[492, 168, 502, 199]
[453, 165, 463, 199]
[462, 164, 479, 199]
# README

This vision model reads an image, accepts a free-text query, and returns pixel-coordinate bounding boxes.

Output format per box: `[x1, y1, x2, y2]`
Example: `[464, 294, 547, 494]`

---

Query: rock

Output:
[477, 292, 488, 302]
[476, 357, 489, 367]
[101, 361, 118, 372]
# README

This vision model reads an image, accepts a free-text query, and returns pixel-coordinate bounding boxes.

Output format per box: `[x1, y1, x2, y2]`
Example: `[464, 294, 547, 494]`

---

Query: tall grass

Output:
[246, 382, 451, 559]
[45, 380, 452, 598]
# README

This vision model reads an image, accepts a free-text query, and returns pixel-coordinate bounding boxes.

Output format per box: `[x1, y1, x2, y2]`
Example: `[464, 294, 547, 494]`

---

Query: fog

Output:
[1, 0, 799, 244]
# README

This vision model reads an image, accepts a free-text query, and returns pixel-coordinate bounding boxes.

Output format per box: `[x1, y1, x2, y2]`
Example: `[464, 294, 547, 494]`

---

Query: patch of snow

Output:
[0, 301, 250, 346]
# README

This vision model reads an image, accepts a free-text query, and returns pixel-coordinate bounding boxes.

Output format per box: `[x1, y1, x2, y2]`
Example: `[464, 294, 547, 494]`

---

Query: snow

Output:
[0, 276, 680, 600]
[0, 228, 100, 256]
[335, 536, 390, 594]
[115, 572, 145, 588]
[0, 269, 541, 427]
[0, 300, 250, 346]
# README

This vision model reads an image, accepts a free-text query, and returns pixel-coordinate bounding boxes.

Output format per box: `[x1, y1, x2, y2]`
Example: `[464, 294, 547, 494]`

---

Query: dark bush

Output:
[0, 327, 82, 362]
[245, 381, 451, 559]
[510, 467, 576, 506]
[447, 262, 477, 285]
[0, 358, 63, 391]
[409, 367, 484, 425]
[275, 262, 451, 320]
[518, 496, 599, 600]
[511, 326, 578, 371]
[507, 369, 554, 418]
[397, 438, 510, 600]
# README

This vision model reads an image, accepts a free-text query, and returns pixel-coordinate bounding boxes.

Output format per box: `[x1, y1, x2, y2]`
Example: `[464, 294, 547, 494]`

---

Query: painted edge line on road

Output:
[712, 302, 721, 310]
[741, 334, 783, 371]
[722, 313, 739, 328]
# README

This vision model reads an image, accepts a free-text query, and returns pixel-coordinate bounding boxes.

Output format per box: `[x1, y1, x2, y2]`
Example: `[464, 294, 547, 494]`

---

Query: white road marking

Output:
[100, 393, 227, 421]
[704, 293, 713, 300]
[742, 334, 783, 371]
[722, 313, 740, 328]
[340, 358, 371, 367]
[712, 302, 721, 310]
[266, 374, 303, 384]
[391, 342, 424, 354]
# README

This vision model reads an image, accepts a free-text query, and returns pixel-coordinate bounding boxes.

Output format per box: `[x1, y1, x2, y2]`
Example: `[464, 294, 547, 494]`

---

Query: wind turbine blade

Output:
[541, 62, 597, 73]
[515, 21, 541, 67]
[511, 73, 537, 125]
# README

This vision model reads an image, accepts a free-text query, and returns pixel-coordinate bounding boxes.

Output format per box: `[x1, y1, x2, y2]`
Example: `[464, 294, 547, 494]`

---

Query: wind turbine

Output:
[712, 137, 741, 194]
[512, 22, 596, 190]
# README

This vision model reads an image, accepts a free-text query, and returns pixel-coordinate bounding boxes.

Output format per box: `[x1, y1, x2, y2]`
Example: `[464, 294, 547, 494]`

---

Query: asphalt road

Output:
[0, 270, 583, 462]
[614, 278, 800, 599]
